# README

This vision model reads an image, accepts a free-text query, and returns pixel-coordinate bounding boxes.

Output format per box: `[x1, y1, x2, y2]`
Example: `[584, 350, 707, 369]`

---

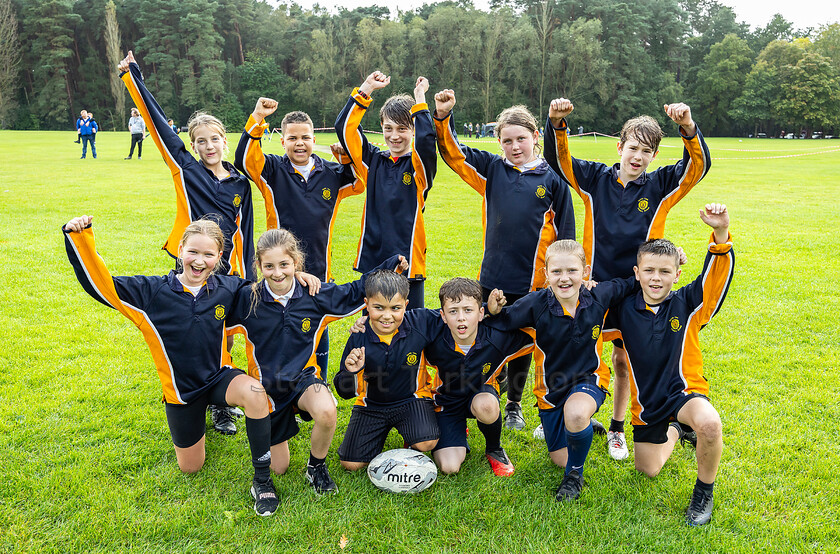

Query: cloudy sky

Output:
[279, 0, 839, 31]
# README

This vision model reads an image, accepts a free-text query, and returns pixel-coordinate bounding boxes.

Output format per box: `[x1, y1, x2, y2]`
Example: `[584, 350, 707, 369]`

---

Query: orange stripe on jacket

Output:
[68, 227, 183, 404]
[434, 114, 487, 195]
[121, 71, 191, 259]
[552, 122, 596, 267]
[241, 115, 279, 229]
[647, 132, 710, 239]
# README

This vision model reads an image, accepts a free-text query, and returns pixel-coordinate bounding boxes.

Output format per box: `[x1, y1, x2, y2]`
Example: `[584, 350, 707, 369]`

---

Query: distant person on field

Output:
[335, 71, 437, 308]
[433, 89, 575, 433]
[544, 98, 711, 462]
[79, 111, 97, 159]
[74, 110, 87, 143]
[578, 125, 583, 136]
[125, 107, 145, 159]
[168, 118, 178, 134]
[120, 50, 256, 435]
[610, 204, 734, 526]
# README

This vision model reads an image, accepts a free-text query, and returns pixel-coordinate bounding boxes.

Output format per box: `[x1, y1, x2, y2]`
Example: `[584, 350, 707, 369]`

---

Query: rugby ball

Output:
[367, 449, 437, 493]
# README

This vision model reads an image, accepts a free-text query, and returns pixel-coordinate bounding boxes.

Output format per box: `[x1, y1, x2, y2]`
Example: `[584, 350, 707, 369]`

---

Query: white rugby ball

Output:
[367, 448, 437, 493]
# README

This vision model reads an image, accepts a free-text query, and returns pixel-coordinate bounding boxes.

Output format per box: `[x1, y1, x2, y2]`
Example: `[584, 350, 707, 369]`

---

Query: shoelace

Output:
[689, 489, 712, 512]
[610, 433, 625, 449]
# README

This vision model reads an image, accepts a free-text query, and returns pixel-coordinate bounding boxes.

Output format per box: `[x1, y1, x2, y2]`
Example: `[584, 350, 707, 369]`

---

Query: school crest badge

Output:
[301, 317, 311, 332]
[214, 305, 226, 320]
[406, 352, 418, 365]
[669, 317, 682, 332]
[322, 188, 331, 200]
[233, 194, 242, 208]
[637, 198, 650, 212]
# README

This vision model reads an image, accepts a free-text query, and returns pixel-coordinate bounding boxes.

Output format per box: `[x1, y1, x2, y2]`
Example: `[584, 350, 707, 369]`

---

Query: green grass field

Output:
[0, 130, 838, 552]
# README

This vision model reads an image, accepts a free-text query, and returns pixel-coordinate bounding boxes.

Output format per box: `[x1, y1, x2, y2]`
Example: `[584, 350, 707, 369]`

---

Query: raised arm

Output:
[682, 203, 734, 323]
[234, 97, 282, 228]
[432, 89, 497, 195]
[647, 103, 711, 238]
[335, 71, 389, 185]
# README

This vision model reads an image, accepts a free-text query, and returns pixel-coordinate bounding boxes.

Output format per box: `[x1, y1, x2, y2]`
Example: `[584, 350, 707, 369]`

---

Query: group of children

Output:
[63, 51, 732, 526]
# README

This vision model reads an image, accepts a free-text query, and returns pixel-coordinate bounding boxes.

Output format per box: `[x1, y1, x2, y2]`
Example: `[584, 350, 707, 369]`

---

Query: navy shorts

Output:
[632, 393, 706, 444]
[433, 385, 499, 452]
[164, 366, 244, 448]
[268, 368, 331, 421]
[338, 398, 439, 463]
[538, 382, 606, 452]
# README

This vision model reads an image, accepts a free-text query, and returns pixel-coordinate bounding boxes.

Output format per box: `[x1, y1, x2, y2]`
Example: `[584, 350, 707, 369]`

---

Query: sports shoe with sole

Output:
[591, 418, 606, 435]
[685, 487, 714, 526]
[485, 448, 515, 477]
[306, 463, 338, 495]
[250, 478, 279, 517]
[210, 405, 237, 435]
[670, 422, 697, 448]
[607, 430, 629, 460]
[503, 402, 526, 431]
[533, 423, 545, 440]
[555, 469, 584, 501]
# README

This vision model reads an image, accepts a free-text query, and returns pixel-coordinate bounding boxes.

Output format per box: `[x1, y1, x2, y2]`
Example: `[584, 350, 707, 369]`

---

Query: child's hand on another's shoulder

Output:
[349, 316, 367, 334]
[395, 255, 409, 273]
[64, 215, 93, 233]
[360, 71, 390, 96]
[330, 142, 349, 163]
[486, 288, 506, 316]
[548, 98, 573, 127]
[664, 103, 696, 135]
[118, 50, 136, 73]
[434, 89, 456, 118]
[345, 347, 365, 373]
[676, 246, 688, 266]
[295, 271, 321, 295]
[252, 97, 278, 123]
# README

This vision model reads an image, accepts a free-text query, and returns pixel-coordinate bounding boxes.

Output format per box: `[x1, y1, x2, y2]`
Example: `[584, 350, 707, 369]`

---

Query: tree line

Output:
[0, 0, 838, 137]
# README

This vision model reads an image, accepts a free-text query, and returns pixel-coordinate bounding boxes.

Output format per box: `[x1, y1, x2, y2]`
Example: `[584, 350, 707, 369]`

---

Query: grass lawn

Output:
[0, 129, 838, 552]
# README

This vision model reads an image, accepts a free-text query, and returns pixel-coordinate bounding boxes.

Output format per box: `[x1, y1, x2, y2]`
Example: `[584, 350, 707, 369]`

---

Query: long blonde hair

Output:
[248, 228, 306, 316]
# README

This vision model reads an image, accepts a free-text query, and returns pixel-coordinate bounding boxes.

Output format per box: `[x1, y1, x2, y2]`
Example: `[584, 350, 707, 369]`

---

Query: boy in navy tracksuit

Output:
[333, 270, 440, 471]
[335, 71, 436, 308]
[427, 278, 534, 477]
[486, 240, 638, 500]
[544, 97, 711, 460]
[434, 89, 576, 432]
[236, 99, 362, 375]
[609, 203, 733, 526]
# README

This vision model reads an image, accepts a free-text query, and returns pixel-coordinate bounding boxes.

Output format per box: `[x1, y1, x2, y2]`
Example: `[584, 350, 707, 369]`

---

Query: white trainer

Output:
[533, 423, 545, 440]
[607, 430, 629, 460]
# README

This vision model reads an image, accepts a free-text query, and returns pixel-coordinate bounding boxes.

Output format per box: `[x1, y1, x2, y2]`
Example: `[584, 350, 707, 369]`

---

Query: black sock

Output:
[245, 416, 271, 483]
[309, 452, 326, 467]
[478, 414, 503, 453]
[609, 418, 624, 433]
[694, 478, 715, 494]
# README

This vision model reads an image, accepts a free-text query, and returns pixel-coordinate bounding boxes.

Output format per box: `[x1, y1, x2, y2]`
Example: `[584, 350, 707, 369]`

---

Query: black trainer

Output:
[210, 405, 237, 435]
[685, 487, 714, 526]
[250, 478, 279, 517]
[555, 469, 584, 501]
[590, 417, 607, 435]
[306, 463, 338, 495]
[503, 402, 526, 431]
[670, 422, 697, 448]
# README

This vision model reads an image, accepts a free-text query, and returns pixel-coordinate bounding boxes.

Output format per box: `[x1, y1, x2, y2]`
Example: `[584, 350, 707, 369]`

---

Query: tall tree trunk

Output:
[105, 1, 125, 130]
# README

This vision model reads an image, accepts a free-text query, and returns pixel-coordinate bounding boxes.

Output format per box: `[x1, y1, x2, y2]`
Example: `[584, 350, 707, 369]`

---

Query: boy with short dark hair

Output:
[333, 270, 441, 471]
[427, 278, 534, 477]
[335, 71, 436, 308]
[236, 98, 363, 375]
[544, 98, 711, 460]
[610, 203, 733, 525]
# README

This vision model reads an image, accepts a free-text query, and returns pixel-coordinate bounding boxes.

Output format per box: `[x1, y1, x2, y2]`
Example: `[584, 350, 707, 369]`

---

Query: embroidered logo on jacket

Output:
[591, 325, 601, 340]
[402, 172, 412, 185]
[669, 316, 682, 332]
[482, 362, 492, 373]
[637, 198, 650, 212]
[406, 352, 418, 365]
[214, 305, 226, 320]
[301, 318, 311, 332]
[233, 194, 242, 208]
[322, 188, 331, 200]
[535, 185, 547, 198]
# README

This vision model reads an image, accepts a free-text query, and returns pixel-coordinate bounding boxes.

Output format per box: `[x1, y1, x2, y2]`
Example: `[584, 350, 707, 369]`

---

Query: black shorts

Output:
[269, 404, 300, 446]
[338, 398, 439, 463]
[433, 385, 499, 452]
[164, 366, 244, 448]
[268, 369, 331, 422]
[632, 393, 707, 444]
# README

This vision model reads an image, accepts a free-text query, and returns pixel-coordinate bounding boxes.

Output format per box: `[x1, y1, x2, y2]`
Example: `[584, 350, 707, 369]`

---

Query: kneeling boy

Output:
[427, 278, 534, 476]
[333, 270, 441, 470]
[610, 203, 733, 525]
